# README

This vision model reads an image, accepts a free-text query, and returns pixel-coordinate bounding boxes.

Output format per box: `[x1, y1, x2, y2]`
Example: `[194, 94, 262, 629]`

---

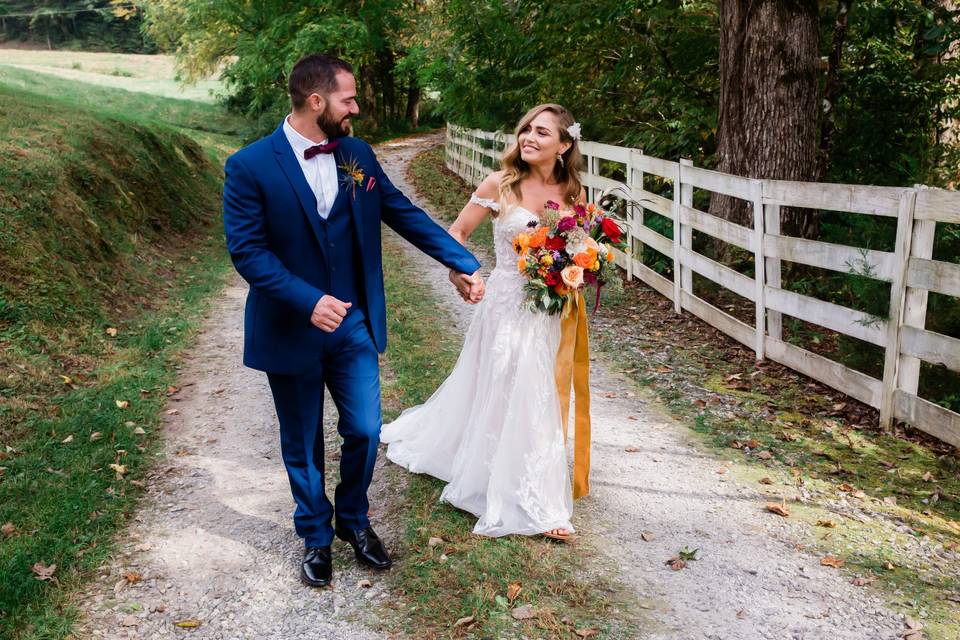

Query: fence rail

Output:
[444, 124, 960, 448]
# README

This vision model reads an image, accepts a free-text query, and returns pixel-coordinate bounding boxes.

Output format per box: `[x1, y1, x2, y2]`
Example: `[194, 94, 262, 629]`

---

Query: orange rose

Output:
[528, 226, 549, 249]
[573, 252, 594, 268]
[517, 256, 528, 272]
[561, 265, 584, 288]
[606, 250, 615, 263]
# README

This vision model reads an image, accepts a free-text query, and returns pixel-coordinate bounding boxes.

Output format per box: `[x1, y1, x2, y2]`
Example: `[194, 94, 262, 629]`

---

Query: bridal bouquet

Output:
[512, 201, 628, 315]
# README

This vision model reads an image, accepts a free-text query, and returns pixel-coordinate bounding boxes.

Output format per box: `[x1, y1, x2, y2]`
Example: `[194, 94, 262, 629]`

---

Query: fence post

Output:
[751, 179, 765, 360]
[672, 159, 694, 314]
[897, 187, 937, 398]
[879, 189, 919, 430]
[626, 149, 645, 282]
[763, 199, 783, 342]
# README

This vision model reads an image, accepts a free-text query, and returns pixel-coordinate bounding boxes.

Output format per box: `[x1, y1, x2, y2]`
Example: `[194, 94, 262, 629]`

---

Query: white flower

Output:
[564, 227, 588, 255]
[566, 122, 581, 140]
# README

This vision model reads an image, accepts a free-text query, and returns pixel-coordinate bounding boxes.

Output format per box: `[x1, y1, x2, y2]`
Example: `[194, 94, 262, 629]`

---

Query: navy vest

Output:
[316, 188, 363, 315]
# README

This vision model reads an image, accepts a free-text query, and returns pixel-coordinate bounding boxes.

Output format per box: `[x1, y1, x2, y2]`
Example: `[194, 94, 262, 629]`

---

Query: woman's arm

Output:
[449, 172, 502, 244]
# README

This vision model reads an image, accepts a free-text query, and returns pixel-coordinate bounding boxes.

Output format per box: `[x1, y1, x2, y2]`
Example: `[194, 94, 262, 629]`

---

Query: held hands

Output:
[311, 295, 352, 332]
[449, 270, 485, 304]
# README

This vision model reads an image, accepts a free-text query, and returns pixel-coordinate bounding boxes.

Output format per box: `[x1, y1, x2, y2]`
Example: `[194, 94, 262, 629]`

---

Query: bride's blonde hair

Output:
[499, 103, 583, 208]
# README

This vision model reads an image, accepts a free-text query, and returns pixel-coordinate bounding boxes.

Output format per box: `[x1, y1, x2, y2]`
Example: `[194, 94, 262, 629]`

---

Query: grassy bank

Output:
[406, 141, 960, 638]
[377, 237, 639, 639]
[0, 79, 234, 637]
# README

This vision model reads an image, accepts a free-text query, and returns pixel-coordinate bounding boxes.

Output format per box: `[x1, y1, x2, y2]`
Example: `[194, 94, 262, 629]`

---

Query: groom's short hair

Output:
[288, 54, 353, 109]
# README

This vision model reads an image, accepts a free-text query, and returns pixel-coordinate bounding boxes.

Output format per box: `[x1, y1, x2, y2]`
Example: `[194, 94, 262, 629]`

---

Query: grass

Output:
[0, 65, 243, 160]
[406, 139, 960, 639]
[0, 48, 224, 103]
[0, 67, 236, 637]
[377, 239, 640, 639]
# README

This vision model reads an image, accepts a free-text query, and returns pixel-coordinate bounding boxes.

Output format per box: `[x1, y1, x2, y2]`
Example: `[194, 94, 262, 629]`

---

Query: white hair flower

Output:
[566, 122, 581, 140]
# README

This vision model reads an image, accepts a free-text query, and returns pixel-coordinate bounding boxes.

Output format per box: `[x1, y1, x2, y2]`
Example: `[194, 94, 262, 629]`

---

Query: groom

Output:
[223, 53, 483, 587]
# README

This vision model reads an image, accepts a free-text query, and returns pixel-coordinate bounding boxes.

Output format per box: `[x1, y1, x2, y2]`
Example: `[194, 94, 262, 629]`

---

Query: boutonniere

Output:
[337, 155, 365, 199]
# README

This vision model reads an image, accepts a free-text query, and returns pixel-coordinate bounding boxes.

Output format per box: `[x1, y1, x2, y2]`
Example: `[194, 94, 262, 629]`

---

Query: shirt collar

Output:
[283, 115, 328, 158]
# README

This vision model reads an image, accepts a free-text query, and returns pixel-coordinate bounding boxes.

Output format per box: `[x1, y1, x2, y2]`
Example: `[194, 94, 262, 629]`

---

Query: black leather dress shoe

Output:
[335, 525, 392, 570]
[301, 546, 333, 587]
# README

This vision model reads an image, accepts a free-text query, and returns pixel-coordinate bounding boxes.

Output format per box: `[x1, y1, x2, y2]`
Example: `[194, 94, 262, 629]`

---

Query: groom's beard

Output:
[317, 109, 351, 140]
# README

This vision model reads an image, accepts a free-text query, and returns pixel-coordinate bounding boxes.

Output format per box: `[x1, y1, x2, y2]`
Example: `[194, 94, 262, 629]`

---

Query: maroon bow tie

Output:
[303, 139, 340, 159]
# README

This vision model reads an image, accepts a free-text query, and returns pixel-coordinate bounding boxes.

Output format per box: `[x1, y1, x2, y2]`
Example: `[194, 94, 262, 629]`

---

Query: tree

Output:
[710, 0, 820, 240]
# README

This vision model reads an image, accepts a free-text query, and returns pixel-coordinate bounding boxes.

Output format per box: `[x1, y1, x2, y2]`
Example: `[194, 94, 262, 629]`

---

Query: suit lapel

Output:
[271, 126, 327, 263]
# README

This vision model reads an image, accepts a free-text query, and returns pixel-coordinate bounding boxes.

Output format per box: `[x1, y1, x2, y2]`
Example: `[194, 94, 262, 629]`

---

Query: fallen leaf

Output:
[624, 446, 640, 453]
[174, 619, 202, 628]
[165, 409, 179, 416]
[105, 327, 118, 337]
[61, 435, 73, 444]
[641, 530, 656, 542]
[133, 543, 152, 552]
[820, 555, 844, 568]
[133, 427, 146, 435]
[757, 451, 773, 460]
[453, 615, 475, 628]
[665, 557, 686, 571]
[766, 502, 790, 517]
[759, 477, 774, 485]
[123, 571, 142, 584]
[109, 463, 127, 476]
[357, 579, 372, 588]
[693, 399, 706, 408]
[59, 375, 73, 385]
[816, 519, 837, 528]
[115, 400, 129, 409]
[852, 490, 867, 500]
[31, 561, 57, 581]
[744, 439, 760, 449]
[121, 615, 139, 627]
[507, 582, 522, 604]
[838, 483, 854, 492]
[89, 432, 102, 442]
[575, 629, 599, 638]
[166, 385, 179, 395]
[852, 576, 876, 586]
[730, 440, 744, 449]
[1, 522, 15, 536]
[883, 496, 897, 506]
[921, 471, 933, 482]
[905, 617, 923, 630]
[511, 604, 536, 620]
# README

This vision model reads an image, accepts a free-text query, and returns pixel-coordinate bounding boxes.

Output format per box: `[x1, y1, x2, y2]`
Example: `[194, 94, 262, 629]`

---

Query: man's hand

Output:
[449, 270, 485, 304]
[311, 295, 352, 332]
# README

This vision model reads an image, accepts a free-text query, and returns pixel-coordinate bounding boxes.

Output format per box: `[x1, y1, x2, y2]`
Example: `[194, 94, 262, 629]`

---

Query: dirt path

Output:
[74, 133, 906, 640]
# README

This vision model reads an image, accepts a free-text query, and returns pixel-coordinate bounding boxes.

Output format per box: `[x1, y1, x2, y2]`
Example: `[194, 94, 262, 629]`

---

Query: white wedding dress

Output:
[380, 200, 575, 537]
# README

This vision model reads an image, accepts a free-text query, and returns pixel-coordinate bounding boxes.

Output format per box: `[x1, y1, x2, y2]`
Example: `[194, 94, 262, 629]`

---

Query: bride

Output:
[380, 103, 586, 540]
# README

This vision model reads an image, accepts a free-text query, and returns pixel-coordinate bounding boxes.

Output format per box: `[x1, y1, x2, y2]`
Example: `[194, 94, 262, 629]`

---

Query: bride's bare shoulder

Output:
[475, 171, 504, 199]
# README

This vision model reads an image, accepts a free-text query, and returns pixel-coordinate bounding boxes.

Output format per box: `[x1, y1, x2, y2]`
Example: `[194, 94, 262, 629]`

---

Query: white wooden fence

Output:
[444, 124, 960, 448]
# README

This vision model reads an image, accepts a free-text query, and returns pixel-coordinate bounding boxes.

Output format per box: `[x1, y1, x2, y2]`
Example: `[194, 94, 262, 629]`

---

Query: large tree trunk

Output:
[405, 82, 421, 129]
[711, 0, 820, 242]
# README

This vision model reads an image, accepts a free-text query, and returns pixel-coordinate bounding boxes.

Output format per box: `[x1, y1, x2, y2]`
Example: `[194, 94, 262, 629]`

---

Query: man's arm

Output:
[372, 153, 482, 277]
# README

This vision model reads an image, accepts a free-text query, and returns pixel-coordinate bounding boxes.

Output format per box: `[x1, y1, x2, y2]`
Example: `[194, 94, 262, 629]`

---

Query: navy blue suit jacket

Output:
[223, 125, 481, 374]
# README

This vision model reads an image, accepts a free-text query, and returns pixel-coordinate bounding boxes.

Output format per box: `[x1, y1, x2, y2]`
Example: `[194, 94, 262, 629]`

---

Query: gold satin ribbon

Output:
[555, 291, 591, 499]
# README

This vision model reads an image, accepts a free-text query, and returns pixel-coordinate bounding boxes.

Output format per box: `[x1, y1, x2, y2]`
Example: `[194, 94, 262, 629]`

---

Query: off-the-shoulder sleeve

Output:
[470, 192, 501, 212]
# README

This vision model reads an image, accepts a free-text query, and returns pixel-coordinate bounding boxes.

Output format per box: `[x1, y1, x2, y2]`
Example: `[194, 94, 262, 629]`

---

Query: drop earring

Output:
[557, 153, 565, 168]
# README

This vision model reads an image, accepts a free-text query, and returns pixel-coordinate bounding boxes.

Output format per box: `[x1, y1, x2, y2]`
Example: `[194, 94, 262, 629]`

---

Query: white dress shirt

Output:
[282, 115, 339, 219]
